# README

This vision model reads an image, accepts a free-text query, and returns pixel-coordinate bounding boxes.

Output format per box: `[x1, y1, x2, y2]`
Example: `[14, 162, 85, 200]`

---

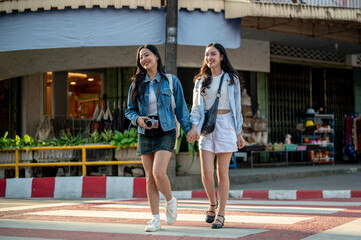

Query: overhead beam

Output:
[242, 17, 361, 44]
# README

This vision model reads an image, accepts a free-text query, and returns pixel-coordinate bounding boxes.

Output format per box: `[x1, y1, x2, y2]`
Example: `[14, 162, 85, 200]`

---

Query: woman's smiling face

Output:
[139, 48, 158, 71]
[204, 46, 223, 70]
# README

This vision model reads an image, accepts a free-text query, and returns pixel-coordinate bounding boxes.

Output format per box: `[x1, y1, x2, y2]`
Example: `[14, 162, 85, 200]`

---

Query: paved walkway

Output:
[1, 198, 361, 240]
[228, 164, 361, 190]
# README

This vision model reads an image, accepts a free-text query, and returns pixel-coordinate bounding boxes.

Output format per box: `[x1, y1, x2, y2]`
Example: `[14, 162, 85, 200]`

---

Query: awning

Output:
[0, 8, 166, 52]
[0, 7, 241, 52]
[178, 9, 241, 48]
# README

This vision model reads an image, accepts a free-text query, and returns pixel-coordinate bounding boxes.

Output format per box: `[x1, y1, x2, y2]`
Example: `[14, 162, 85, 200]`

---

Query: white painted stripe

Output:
[171, 191, 192, 199]
[5, 178, 33, 198]
[323, 190, 351, 199]
[185, 199, 361, 207]
[96, 203, 344, 214]
[302, 218, 361, 240]
[0, 203, 76, 212]
[229, 190, 243, 198]
[54, 177, 83, 199]
[0, 237, 57, 240]
[26, 210, 312, 224]
[0, 219, 267, 238]
[269, 190, 297, 200]
[106, 176, 134, 199]
[159, 191, 192, 200]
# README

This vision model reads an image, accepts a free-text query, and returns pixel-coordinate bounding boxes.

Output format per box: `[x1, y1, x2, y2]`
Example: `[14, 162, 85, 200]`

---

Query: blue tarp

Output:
[178, 9, 241, 48]
[0, 7, 241, 52]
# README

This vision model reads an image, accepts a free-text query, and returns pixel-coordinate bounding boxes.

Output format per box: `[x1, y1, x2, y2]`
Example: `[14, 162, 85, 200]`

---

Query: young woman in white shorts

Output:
[188, 43, 246, 229]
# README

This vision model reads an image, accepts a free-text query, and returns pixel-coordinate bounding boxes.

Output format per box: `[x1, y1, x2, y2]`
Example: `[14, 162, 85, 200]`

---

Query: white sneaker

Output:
[165, 197, 178, 225]
[144, 218, 161, 232]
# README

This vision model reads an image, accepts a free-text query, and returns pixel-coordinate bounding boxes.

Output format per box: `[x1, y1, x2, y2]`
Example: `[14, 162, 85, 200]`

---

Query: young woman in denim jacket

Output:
[125, 44, 198, 232]
[189, 43, 246, 229]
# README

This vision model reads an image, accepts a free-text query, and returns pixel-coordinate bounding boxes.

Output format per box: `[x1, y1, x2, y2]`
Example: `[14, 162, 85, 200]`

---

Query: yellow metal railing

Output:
[0, 145, 142, 178]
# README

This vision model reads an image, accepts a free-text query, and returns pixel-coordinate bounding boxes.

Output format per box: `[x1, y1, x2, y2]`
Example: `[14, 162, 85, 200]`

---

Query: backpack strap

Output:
[167, 74, 176, 109]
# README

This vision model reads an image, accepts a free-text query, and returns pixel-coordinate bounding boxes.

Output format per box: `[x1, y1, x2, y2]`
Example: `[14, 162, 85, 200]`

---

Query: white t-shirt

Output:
[203, 72, 230, 111]
[148, 80, 158, 116]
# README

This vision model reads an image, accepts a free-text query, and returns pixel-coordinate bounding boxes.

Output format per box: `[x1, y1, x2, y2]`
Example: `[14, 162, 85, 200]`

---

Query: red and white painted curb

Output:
[0, 177, 147, 199]
[1, 177, 361, 199]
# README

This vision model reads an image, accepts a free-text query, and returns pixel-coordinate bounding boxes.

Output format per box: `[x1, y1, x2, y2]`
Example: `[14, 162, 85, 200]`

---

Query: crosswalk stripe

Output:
[26, 210, 312, 224]
[0, 237, 56, 240]
[0, 219, 268, 239]
[185, 199, 361, 207]
[302, 218, 361, 240]
[0, 203, 76, 212]
[96, 203, 344, 214]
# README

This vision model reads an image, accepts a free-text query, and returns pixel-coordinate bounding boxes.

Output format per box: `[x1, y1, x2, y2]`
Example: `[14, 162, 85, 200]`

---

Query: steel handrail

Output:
[0, 145, 142, 177]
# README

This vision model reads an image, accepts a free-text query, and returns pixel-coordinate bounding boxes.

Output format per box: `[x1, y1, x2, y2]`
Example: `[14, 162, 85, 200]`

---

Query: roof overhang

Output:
[225, 0, 361, 22]
[225, 0, 361, 44]
[0, 0, 163, 13]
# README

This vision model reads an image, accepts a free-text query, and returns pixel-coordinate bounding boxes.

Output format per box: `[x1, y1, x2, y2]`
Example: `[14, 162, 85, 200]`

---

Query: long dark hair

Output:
[130, 44, 167, 106]
[193, 43, 241, 92]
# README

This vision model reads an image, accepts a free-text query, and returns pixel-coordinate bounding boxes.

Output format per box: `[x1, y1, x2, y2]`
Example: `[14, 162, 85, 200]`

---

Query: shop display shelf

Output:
[300, 114, 335, 165]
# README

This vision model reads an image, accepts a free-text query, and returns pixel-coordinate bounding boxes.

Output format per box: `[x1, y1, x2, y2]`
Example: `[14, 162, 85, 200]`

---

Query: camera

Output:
[145, 118, 159, 129]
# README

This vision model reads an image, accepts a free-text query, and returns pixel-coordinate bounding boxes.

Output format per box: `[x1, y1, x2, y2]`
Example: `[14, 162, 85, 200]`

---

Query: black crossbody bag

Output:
[201, 73, 225, 136]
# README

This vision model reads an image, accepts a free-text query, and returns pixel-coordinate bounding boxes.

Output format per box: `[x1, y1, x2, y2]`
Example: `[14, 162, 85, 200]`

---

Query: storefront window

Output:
[45, 72, 102, 119]
[68, 72, 102, 119]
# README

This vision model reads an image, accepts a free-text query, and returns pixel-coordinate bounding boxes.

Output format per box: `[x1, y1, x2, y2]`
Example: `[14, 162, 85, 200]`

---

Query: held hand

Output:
[186, 132, 194, 143]
[237, 133, 245, 149]
[136, 116, 151, 130]
[187, 127, 200, 143]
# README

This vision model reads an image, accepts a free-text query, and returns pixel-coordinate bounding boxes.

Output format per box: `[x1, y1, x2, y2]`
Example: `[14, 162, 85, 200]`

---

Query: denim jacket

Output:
[190, 72, 244, 136]
[125, 73, 192, 135]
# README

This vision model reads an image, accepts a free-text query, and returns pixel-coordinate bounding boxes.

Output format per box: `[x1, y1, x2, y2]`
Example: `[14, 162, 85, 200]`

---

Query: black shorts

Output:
[137, 129, 176, 156]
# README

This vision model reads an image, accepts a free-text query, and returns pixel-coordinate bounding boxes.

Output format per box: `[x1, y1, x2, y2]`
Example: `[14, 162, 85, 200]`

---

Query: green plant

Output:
[101, 129, 113, 142]
[0, 132, 11, 150]
[58, 130, 88, 146]
[0, 132, 36, 152]
[110, 128, 138, 151]
[88, 129, 113, 144]
[89, 131, 102, 143]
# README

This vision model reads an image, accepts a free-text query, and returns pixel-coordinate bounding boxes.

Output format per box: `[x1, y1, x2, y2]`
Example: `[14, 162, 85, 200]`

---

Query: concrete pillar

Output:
[21, 73, 44, 137]
[250, 72, 258, 115]
[165, 0, 178, 178]
[165, 0, 178, 75]
[52, 71, 68, 119]
[257, 72, 268, 120]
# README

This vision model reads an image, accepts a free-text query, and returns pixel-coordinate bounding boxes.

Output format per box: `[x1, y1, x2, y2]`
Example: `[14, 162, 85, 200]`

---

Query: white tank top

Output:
[148, 80, 158, 116]
[203, 72, 230, 111]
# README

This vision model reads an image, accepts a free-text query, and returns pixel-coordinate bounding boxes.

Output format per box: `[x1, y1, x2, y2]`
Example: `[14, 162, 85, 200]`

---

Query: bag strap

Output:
[216, 73, 225, 98]
[156, 75, 163, 101]
[166, 74, 176, 109]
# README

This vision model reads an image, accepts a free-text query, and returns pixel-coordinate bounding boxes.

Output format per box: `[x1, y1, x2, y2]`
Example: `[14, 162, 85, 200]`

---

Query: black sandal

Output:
[205, 200, 218, 223]
[211, 215, 225, 229]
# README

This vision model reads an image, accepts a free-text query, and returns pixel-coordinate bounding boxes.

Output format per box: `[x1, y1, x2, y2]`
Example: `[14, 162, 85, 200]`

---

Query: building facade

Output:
[0, 0, 360, 161]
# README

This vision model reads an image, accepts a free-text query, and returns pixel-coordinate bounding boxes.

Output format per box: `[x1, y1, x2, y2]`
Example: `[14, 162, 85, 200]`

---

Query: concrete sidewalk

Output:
[228, 164, 361, 190]
[1, 163, 360, 200]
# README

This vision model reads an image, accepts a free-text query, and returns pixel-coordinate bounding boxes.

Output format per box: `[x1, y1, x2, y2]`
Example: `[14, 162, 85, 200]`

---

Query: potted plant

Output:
[0, 132, 36, 163]
[0, 132, 36, 178]
[35, 130, 87, 163]
[111, 128, 138, 161]
[111, 128, 142, 176]
[85, 129, 114, 161]
[175, 128, 200, 176]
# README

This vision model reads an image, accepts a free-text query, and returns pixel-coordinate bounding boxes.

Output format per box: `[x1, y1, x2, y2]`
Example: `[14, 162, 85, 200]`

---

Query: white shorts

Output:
[199, 112, 238, 154]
